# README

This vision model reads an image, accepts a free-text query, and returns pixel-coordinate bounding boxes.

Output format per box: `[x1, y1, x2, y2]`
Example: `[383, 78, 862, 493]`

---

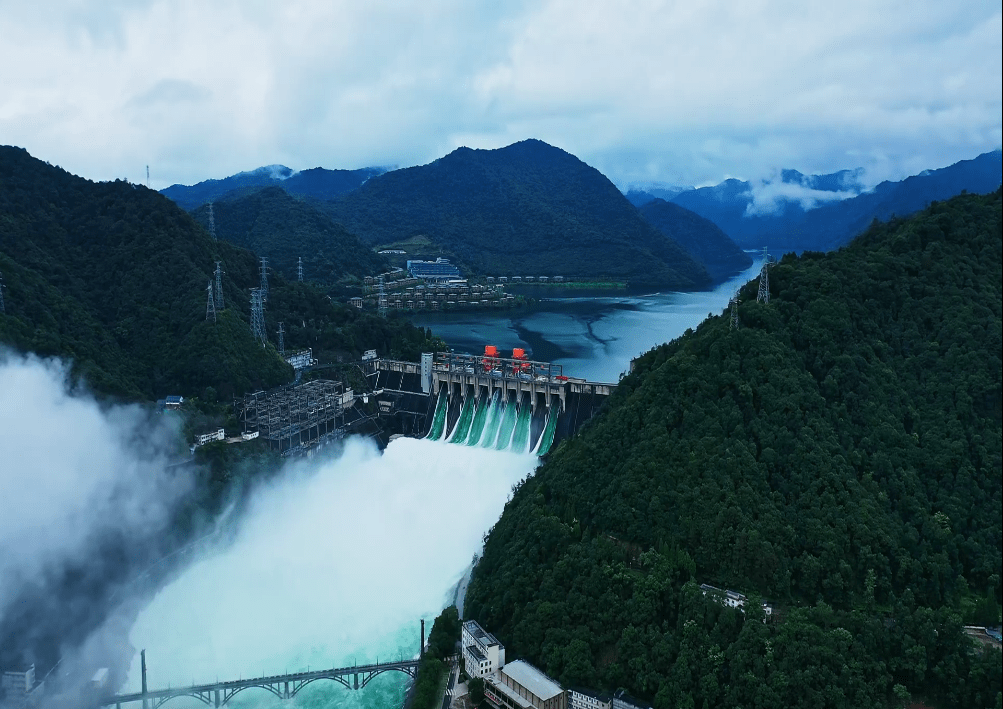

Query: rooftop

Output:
[464, 619, 502, 648]
[503, 660, 563, 701]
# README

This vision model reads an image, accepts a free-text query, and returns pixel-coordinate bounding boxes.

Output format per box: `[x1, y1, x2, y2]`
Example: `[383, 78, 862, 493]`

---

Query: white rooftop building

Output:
[485, 660, 566, 709]
[462, 620, 505, 678]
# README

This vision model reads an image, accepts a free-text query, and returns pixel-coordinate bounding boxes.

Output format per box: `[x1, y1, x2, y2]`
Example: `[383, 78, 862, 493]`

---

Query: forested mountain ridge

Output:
[465, 189, 1002, 709]
[190, 187, 387, 287]
[321, 139, 712, 291]
[637, 199, 752, 281]
[0, 147, 439, 401]
[161, 164, 387, 211]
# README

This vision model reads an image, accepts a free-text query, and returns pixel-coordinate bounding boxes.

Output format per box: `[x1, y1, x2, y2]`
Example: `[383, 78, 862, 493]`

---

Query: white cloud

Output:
[0, 0, 998, 188]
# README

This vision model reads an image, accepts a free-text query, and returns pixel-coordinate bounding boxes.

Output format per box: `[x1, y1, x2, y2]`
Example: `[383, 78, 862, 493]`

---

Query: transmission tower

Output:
[377, 275, 387, 318]
[259, 257, 269, 303]
[757, 247, 771, 304]
[146, 165, 150, 188]
[250, 288, 266, 346]
[0, 271, 6, 314]
[214, 261, 225, 310]
[297, 257, 304, 282]
[205, 280, 216, 322]
[207, 203, 217, 241]
[277, 322, 285, 355]
[729, 289, 739, 329]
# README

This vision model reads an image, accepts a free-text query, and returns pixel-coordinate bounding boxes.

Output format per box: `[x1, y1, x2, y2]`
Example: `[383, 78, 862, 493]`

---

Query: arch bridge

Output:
[100, 659, 420, 709]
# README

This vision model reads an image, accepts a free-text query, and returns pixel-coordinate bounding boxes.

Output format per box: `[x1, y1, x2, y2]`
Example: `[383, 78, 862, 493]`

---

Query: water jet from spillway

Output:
[117, 437, 536, 707]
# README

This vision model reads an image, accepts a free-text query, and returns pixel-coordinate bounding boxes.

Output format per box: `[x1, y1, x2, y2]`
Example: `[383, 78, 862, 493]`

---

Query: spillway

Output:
[115, 437, 538, 706]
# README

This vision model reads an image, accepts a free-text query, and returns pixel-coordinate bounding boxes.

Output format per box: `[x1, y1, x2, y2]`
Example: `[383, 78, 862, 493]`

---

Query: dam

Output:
[368, 348, 615, 454]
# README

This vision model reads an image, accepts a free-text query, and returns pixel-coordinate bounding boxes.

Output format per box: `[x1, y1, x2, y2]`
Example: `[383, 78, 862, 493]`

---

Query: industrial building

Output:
[568, 688, 611, 709]
[485, 661, 566, 709]
[612, 690, 651, 709]
[0, 665, 42, 709]
[406, 258, 461, 281]
[462, 620, 506, 678]
[240, 380, 345, 454]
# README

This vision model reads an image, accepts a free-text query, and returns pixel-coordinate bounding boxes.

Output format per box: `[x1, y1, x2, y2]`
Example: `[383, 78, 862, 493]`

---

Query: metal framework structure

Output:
[259, 257, 269, 302]
[377, 275, 387, 318]
[730, 289, 739, 329]
[99, 659, 419, 709]
[214, 261, 225, 310]
[250, 288, 266, 346]
[241, 380, 345, 453]
[205, 280, 216, 322]
[757, 247, 771, 304]
[207, 203, 217, 241]
[0, 271, 5, 314]
[297, 256, 304, 282]
[277, 321, 285, 355]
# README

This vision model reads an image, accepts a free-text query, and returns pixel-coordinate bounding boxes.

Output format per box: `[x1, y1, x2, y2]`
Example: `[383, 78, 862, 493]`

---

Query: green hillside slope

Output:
[191, 187, 387, 287]
[322, 140, 711, 291]
[465, 190, 1002, 709]
[638, 198, 753, 281]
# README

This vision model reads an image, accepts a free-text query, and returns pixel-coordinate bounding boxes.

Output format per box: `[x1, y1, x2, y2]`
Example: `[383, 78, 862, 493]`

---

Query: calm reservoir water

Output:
[413, 257, 764, 382]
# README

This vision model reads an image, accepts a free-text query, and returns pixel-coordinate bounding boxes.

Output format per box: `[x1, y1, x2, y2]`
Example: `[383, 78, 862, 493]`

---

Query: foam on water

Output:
[121, 437, 537, 706]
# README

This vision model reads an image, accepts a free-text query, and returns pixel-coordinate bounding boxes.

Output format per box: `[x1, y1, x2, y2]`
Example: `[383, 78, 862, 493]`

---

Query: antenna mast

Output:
[377, 275, 387, 318]
[205, 280, 216, 322]
[757, 247, 771, 304]
[277, 322, 285, 355]
[250, 288, 266, 346]
[207, 203, 217, 241]
[259, 257, 269, 303]
[214, 261, 225, 310]
[297, 257, 304, 282]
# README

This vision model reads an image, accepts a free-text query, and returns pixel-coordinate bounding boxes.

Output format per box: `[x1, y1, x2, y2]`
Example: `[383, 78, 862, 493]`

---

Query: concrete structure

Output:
[1, 665, 41, 709]
[462, 620, 505, 678]
[612, 690, 651, 709]
[568, 688, 610, 709]
[163, 395, 184, 410]
[485, 661, 565, 709]
[700, 583, 773, 619]
[284, 349, 317, 371]
[196, 428, 225, 446]
[407, 258, 461, 282]
[350, 297, 363, 308]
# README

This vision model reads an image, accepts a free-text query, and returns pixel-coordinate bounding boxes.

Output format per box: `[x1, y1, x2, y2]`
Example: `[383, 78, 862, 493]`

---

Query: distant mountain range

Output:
[317, 139, 717, 291]
[629, 149, 1002, 252]
[161, 164, 388, 211]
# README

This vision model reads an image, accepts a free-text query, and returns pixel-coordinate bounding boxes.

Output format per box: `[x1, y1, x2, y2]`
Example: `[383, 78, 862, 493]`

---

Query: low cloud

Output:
[744, 181, 860, 216]
[0, 351, 189, 669]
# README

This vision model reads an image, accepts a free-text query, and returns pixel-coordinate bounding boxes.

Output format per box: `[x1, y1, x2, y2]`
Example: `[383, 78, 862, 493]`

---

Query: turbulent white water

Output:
[120, 437, 537, 707]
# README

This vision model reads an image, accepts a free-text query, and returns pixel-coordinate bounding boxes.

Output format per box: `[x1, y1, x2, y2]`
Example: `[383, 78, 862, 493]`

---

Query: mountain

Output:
[190, 187, 387, 287]
[637, 199, 752, 281]
[624, 184, 694, 207]
[320, 140, 711, 291]
[161, 164, 387, 211]
[671, 150, 1002, 250]
[0, 147, 438, 401]
[465, 189, 1003, 709]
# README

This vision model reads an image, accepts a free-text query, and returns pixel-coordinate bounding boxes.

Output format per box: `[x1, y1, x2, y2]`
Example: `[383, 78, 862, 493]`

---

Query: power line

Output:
[250, 288, 266, 346]
[214, 261, 225, 311]
[757, 247, 771, 305]
[205, 280, 216, 322]
[208, 203, 217, 241]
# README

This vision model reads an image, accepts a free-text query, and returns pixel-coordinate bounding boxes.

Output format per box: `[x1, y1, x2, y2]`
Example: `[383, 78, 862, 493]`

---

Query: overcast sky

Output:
[1, 0, 999, 190]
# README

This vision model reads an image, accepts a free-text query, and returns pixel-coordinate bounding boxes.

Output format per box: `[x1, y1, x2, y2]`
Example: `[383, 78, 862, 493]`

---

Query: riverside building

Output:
[485, 660, 566, 709]
[462, 620, 506, 678]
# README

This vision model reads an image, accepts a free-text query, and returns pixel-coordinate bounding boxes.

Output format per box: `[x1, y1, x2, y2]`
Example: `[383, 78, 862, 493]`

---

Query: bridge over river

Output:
[99, 658, 420, 708]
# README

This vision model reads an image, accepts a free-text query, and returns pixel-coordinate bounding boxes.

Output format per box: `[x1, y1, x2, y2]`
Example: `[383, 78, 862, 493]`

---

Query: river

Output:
[412, 257, 764, 382]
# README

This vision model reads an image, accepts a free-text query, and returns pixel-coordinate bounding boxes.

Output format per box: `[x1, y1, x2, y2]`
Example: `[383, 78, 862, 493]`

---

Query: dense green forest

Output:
[637, 198, 752, 281]
[0, 146, 440, 401]
[191, 187, 387, 289]
[465, 190, 1003, 709]
[321, 140, 712, 291]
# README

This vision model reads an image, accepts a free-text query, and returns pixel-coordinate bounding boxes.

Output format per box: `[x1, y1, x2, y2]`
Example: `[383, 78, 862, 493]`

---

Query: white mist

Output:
[121, 436, 536, 706]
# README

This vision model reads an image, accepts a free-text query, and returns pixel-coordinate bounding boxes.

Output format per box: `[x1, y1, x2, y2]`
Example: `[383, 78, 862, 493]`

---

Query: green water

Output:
[448, 396, 475, 443]
[494, 401, 518, 450]
[510, 404, 532, 453]
[465, 396, 490, 446]
[469, 393, 500, 446]
[426, 391, 448, 440]
[534, 406, 560, 456]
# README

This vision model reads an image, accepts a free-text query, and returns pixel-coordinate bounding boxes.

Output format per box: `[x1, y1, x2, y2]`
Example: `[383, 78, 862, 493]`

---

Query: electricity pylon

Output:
[250, 288, 266, 346]
[214, 261, 225, 310]
[205, 280, 216, 322]
[757, 247, 771, 304]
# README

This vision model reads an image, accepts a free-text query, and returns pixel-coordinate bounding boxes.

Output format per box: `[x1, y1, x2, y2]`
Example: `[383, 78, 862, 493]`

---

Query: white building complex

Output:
[485, 660, 566, 709]
[462, 620, 506, 678]
[568, 687, 611, 709]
